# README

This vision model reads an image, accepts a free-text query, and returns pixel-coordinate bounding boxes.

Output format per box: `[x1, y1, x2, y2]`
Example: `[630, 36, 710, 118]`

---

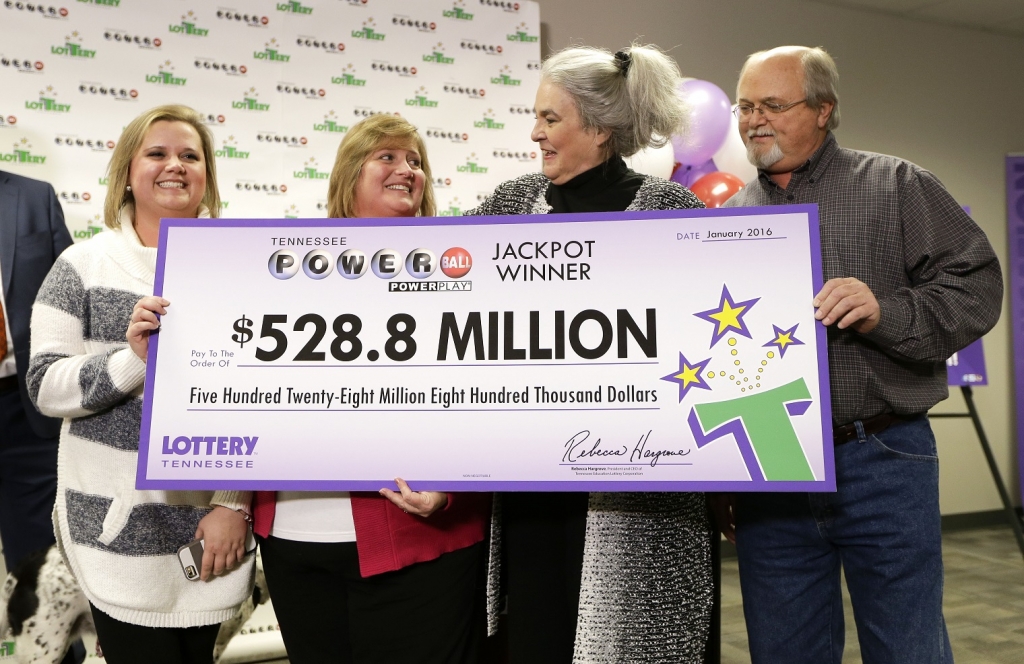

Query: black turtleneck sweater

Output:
[544, 156, 645, 213]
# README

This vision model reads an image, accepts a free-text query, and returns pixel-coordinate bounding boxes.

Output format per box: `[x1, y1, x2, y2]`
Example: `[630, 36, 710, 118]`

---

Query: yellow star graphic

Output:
[708, 300, 747, 334]
[775, 331, 794, 349]
[674, 363, 701, 388]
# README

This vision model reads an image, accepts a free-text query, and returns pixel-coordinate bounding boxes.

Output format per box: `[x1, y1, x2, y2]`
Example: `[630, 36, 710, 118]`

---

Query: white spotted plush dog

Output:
[0, 546, 93, 664]
[213, 554, 270, 663]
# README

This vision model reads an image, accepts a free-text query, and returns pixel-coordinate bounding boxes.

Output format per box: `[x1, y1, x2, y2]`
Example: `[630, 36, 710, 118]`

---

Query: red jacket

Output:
[253, 491, 490, 577]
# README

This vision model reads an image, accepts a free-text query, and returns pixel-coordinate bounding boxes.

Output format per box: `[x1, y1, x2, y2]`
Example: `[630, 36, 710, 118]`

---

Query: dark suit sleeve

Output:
[44, 182, 72, 258]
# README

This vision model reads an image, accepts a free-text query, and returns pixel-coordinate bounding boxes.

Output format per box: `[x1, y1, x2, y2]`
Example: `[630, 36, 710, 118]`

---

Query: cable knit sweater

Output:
[468, 172, 714, 662]
[28, 213, 254, 628]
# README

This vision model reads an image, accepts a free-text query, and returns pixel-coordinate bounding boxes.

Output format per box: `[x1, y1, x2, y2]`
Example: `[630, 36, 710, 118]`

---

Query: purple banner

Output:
[1007, 155, 1024, 507]
[947, 339, 988, 386]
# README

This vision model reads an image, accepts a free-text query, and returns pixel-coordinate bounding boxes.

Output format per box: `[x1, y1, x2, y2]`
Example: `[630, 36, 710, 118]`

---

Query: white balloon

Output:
[712, 113, 758, 183]
[624, 140, 675, 180]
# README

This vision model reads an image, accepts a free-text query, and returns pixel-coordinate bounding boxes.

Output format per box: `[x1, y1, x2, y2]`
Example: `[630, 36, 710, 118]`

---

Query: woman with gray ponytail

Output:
[470, 44, 712, 663]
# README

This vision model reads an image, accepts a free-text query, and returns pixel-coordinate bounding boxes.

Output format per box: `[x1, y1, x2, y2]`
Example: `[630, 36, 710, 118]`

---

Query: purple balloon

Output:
[672, 79, 732, 167]
[671, 158, 717, 188]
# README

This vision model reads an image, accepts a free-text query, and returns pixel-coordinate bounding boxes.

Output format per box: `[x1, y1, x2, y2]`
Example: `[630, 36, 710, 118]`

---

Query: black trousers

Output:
[89, 605, 220, 664]
[1, 388, 84, 664]
[259, 536, 485, 664]
[503, 491, 589, 664]
[0, 389, 61, 572]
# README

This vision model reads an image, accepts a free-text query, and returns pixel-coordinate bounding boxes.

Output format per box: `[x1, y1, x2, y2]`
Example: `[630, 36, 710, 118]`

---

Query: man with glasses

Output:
[717, 46, 1002, 663]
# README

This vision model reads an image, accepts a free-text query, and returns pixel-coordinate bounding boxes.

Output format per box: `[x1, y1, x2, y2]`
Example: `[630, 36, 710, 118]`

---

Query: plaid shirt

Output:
[724, 133, 1002, 425]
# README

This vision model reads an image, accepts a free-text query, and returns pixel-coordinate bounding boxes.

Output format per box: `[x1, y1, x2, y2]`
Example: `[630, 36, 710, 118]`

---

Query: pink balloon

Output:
[670, 158, 717, 189]
[672, 79, 732, 167]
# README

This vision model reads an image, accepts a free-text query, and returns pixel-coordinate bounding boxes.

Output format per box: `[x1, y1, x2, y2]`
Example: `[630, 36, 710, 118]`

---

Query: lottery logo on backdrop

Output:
[507, 22, 538, 42]
[423, 43, 454, 64]
[52, 31, 97, 58]
[490, 65, 521, 86]
[442, 1, 474, 20]
[314, 111, 348, 134]
[332, 65, 366, 87]
[25, 86, 71, 113]
[146, 61, 187, 86]
[352, 19, 385, 40]
[72, 218, 104, 240]
[215, 136, 250, 159]
[255, 38, 291, 62]
[406, 86, 439, 107]
[1, 138, 47, 165]
[293, 157, 330, 180]
[438, 196, 464, 217]
[169, 11, 209, 37]
[473, 110, 504, 129]
[457, 153, 488, 173]
[233, 87, 270, 111]
[277, 1, 314, 14]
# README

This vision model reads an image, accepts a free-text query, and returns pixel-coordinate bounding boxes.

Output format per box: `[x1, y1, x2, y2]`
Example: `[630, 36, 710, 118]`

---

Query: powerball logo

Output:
[269, 246, 472, 292]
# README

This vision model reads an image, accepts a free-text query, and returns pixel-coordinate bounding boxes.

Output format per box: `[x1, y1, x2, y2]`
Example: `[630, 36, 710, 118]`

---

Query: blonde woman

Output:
[252, 114, 490, 664]
[28, 105, 253, 664]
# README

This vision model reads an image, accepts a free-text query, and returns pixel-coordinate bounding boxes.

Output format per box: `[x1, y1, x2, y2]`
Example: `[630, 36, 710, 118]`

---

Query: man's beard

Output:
[746, 130, 784, 169]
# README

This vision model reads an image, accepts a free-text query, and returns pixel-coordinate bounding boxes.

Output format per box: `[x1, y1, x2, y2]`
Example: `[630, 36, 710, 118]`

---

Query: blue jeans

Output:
[735, 416, 952, 664]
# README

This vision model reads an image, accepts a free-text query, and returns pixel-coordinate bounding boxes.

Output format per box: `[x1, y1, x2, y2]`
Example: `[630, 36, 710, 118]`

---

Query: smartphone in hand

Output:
[176, 530, 257, 580]
[177, 539, 204, 581]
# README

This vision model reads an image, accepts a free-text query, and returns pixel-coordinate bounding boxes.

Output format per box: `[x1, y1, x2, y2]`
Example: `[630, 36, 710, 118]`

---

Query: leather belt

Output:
[0, 374, 17, 395]
[833, 412, 906, 445]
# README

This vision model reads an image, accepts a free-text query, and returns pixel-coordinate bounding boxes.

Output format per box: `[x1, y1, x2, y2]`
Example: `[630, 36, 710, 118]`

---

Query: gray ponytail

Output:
[542, 43, 687, 158]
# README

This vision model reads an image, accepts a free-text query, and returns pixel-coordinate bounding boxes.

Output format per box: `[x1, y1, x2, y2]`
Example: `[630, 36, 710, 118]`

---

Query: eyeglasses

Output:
[732, 99, 808, 120]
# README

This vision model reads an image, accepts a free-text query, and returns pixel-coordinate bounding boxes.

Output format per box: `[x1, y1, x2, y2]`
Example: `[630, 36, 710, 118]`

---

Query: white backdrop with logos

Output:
[0, 0, 541, 241]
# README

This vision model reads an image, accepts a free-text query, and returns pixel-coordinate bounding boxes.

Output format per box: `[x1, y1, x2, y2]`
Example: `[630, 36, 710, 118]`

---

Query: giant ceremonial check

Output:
[137, 206, 834, 492]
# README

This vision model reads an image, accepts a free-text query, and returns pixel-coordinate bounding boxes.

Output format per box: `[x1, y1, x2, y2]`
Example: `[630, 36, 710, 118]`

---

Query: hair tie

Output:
[614, 50, 631, 77]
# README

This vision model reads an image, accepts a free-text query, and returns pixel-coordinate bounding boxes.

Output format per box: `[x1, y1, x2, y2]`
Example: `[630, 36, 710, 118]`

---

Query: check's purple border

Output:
[137, 204, 834, 492]
[1007, 156, 1024, 507]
